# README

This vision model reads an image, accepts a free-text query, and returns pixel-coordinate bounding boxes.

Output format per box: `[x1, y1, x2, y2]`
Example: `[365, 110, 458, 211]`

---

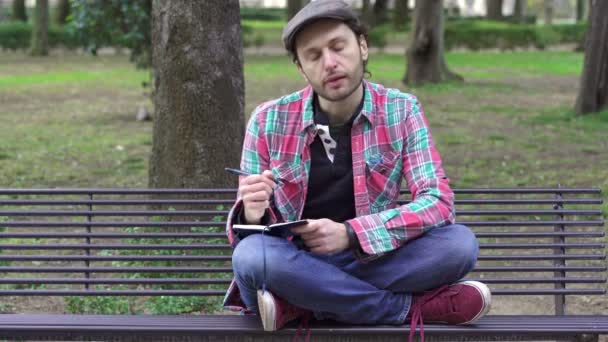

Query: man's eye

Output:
[333, 44, 345, 51]
[309, 54, 320, 61]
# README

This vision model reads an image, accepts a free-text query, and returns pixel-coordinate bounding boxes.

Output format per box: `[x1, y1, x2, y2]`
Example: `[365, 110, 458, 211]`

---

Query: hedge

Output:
[444, 21, 587, 51]
[0, 21, 79, 51]
[0, 19, 587, 53]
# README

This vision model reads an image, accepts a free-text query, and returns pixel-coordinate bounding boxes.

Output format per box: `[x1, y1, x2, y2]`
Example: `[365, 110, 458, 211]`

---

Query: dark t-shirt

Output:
[301, 95, 362, 223]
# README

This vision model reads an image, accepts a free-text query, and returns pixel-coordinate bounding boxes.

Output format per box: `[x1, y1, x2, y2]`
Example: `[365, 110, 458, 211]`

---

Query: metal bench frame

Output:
[0, 188, 606, 341]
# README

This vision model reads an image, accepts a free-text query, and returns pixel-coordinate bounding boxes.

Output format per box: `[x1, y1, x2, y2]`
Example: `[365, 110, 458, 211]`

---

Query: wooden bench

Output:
[0, 188, 606, 341]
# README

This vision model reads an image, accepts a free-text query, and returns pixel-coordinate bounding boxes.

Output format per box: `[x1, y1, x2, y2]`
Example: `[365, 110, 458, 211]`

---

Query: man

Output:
[224, 0, 491, 338]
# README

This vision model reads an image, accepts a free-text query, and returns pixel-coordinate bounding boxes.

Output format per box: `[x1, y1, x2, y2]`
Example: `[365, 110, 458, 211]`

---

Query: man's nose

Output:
[322, 49, 338, 71]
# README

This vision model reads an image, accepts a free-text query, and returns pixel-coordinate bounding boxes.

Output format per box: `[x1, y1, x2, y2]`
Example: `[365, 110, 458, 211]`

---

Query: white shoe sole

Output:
[257, 289, 277, 331]
[456, 280, 492, 324]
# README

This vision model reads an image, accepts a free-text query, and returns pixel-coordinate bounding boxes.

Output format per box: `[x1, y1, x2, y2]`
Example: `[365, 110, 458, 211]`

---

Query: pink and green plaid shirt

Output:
[223, 80, 455, 310]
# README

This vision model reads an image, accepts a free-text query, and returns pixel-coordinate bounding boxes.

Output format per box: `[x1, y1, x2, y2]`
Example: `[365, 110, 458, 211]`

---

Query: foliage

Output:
[444, 21, 587, 51]
[0, 21, 79, 51]
[368, 25, 388, 50]
[70, 0, 151, 69]
[65, 294, 135, 314]
[240, 7, 284, 21]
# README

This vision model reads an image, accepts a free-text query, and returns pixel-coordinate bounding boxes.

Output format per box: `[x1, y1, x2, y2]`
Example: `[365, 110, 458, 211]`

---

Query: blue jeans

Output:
[231, 224, 478, 325]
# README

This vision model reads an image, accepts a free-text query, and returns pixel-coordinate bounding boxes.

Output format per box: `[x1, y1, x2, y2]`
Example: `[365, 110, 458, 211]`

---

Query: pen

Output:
[224, 167, 253, 176]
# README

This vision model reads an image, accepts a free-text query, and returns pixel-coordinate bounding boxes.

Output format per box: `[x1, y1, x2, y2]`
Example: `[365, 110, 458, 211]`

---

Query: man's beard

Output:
[310, 57, 365, 103]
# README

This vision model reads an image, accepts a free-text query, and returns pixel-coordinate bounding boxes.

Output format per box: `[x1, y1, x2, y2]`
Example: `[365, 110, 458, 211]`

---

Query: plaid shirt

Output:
[223, 80, 455, 310]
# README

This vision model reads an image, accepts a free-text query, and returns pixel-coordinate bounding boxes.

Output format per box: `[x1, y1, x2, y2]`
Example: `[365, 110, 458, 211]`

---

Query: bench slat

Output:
[1, 231, 605, 239]
[0, 244, 604, 252]
[1, 209, 603, 216]
[1, 198, 603, 206]
[1, 276, 604, 285]
[1, 220, 604, 227]
[0, 289, 604, 296]
[0, 253, 604, 262]
[0, 314, 606, 335]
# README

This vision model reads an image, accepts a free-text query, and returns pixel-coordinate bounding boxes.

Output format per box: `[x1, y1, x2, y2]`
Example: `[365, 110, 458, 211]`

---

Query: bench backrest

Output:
[0, 188, 604, 315]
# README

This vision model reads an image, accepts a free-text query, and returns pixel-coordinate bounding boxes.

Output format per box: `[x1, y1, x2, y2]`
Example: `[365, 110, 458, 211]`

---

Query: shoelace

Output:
[293, 312, 312, 342]
[408, 285, 449, 342]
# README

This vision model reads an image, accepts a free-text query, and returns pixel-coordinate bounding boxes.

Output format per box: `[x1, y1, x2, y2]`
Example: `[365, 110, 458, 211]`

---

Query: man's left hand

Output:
[291, 218, 349, 254]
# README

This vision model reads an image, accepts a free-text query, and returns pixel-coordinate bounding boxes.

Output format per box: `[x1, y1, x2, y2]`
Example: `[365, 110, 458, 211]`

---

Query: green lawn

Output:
[0, 50, 606, 217]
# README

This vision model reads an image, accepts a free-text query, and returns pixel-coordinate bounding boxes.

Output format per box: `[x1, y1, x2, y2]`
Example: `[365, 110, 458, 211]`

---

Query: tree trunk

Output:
[486, 0, 503, 20]
[373, 0, 389, 26]
[286, 0, 302, 21]
[403, 0, 463, 85]
[514, 0, 527, 23]
[576, 0, 585, 22]
[150, 0, 245, 190]
[393, 0, 410, 30]
[12, 0, 27, 22]
[54, 0, 70, 26]
[544, 0, 554, 25]
[30, 0, 48, 56]
[361, 0, 372, 25]
[574, 0, 608, 115]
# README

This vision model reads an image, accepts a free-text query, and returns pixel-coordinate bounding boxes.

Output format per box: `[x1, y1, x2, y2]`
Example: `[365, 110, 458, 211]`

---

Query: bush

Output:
[241, 23, 253, 48]
[240, 7, 284, 21]
[444, 21, 586, 51]
[552, 23, 587, 43]
[368, 25, 388, 51]
[533, 26, 562, 49]
[0, 21, 78, 51]
[0, 21, 30, 50]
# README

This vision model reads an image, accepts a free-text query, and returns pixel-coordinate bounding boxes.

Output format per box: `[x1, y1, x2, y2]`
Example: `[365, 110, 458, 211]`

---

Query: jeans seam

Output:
[397, 294, 412, 323]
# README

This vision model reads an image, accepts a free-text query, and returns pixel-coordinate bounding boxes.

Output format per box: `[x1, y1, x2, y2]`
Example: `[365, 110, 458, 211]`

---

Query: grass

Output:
[1, 50, 605, 194]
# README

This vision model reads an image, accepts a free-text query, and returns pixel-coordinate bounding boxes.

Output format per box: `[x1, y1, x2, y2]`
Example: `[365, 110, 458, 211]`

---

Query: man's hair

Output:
[288, 18, 371, 77]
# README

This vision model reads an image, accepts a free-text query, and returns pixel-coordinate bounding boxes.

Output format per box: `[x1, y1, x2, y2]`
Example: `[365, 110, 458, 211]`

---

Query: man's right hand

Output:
[239, 170, 276, 224]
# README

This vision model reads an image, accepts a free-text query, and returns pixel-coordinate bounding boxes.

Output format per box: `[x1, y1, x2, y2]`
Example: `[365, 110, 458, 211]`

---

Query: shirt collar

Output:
[300, 80, 375, 134]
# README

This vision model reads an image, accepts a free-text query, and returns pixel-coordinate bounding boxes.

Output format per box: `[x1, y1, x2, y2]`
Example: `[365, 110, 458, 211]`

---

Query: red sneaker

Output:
[257, 289, 312, 332]
[406, 281, 491, 342]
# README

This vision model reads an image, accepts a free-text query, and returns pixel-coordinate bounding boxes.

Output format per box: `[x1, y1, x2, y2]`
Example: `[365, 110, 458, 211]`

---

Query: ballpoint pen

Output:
[224, 168, 253, 176]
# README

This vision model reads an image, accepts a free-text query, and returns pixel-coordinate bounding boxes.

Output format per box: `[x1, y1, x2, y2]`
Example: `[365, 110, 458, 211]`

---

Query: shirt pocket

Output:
[270, 160, 305, 219]
[365, 151, 401, 208]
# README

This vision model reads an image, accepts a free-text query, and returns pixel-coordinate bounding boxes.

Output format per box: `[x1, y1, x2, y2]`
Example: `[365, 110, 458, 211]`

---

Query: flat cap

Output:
[282, 0, 359, 52]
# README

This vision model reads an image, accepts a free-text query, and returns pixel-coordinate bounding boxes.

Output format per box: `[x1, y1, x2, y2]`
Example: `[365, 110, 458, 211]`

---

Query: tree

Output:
[372, 0, 389, 26]
[150, 0, 245, 190]
[71, 0, 152, 69]
[361, 0, 372, 25]
[30, 0, 48, 56]
[574, 0, 608, 115]
[54, 0, 70, 25]
[287, 0, 302, 21]
[403, 0, 462, 84]
[12, 0, 27, 22]
[393, 0, 410, 30]
[576, 0, 585, 23]
[543, 0, 553, 25]
[514, 0, 527, 23]
[486, 0, 503, 20]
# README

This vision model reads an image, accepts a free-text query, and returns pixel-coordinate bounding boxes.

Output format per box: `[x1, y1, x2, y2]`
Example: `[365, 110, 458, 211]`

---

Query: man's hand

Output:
[239, 170, 276, 224]
[291, 218, 349, 254]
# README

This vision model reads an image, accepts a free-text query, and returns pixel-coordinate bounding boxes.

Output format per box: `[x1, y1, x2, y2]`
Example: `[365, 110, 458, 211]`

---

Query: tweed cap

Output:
[282, 0, 359, 51]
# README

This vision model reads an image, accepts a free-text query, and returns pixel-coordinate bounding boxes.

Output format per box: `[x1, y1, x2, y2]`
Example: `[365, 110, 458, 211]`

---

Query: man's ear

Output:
[359, 36, 369, 63]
